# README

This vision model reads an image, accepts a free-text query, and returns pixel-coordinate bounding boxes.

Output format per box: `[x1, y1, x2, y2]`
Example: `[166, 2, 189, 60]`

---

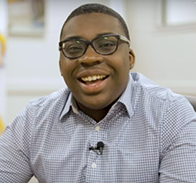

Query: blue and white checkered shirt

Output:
[1, 72, 196, 183]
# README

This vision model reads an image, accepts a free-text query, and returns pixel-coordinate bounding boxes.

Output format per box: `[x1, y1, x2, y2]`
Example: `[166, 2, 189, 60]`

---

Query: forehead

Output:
[61, 13, 124, 40]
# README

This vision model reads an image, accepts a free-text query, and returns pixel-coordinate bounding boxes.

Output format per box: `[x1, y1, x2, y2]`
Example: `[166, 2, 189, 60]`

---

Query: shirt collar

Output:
[60, 72, 134, 119]
[60, 92, 79, 119]
[117, 73, 134, 118]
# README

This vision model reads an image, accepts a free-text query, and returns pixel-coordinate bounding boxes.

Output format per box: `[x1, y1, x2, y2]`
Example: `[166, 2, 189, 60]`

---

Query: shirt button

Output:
[91, 162, 97, 169]
[95, 126, 100, 132]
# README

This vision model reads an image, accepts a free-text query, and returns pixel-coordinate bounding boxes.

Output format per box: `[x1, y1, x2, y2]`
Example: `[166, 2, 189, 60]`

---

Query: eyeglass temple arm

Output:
[119, 35, 131, 47]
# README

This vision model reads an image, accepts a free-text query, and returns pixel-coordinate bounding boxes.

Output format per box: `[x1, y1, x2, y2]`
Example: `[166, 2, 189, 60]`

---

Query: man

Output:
[0, 3, 196, 183]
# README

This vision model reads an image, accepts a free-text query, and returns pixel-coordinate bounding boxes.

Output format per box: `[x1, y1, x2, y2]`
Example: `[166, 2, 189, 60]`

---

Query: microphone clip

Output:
[89, 141, 104, 155]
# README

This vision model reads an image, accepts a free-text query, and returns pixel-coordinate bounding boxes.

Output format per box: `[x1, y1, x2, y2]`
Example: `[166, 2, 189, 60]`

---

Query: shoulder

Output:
[3, 88, 71, 158]
[12, 87, 70, 128]
[29, 88, 70, 108]
[130, 72, 196, 149]
[130, 72, 185, 103]
[27, 88, 70, 121]
[130, 72, 195, 124]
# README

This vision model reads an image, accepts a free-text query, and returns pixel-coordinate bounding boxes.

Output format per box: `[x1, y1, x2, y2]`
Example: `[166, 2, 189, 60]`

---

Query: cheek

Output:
[111, 53, 130, 74]
[113, 55, 130, 87]
[59, 59, 75, 84]
[60, 56, 75, 74]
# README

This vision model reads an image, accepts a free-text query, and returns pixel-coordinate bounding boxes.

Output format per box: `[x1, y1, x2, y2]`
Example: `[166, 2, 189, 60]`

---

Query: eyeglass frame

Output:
[59, 33, 131, 59]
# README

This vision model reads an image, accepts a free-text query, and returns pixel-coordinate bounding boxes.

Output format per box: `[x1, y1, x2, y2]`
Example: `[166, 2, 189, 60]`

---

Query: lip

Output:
[76, 69, 109, 79]
[75, 68, 110, 94]
[76, 70, 110, 94]
[77, 76, 109, 94]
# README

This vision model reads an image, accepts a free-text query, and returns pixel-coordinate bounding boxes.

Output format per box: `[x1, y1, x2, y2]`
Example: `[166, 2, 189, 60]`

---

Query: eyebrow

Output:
[96, 32, 114, 37]
[61, 32, 115, 42]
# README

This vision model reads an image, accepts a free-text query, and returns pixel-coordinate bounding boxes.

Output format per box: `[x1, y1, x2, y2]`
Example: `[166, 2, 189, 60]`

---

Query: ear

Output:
[59, 59, 63, 76]
[128, 49, 135, 70]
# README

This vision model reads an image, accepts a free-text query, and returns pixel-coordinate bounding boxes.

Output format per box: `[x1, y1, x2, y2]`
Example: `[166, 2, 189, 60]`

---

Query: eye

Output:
[95, 40, 117, 53]
[95, 36, 117, 50]
[64, 40, 84, 54]
[67, 46, 83, 52]
[99, 42, 116, 48]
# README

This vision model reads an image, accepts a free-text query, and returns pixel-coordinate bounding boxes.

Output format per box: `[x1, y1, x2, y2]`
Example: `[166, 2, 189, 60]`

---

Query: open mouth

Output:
[79, 75, 109, 84]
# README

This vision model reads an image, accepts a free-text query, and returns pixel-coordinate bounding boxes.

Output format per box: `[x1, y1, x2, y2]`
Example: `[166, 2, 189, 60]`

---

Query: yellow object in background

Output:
[0, 116, 5, 135]
[0, 33, 6, 135]
[0, 33, 6, 66]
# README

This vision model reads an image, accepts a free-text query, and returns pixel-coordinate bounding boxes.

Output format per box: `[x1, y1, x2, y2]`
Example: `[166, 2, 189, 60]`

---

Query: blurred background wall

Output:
[0, 0, 196, 182]
[128, 0, 196, 95]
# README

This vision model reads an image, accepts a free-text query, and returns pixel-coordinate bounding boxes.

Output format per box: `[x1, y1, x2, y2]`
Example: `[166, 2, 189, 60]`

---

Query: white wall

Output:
[126, 0, 196, 95]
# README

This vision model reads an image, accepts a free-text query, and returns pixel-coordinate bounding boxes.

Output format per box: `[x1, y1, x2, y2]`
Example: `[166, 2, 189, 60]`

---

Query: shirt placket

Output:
[85, 123, 107, 182]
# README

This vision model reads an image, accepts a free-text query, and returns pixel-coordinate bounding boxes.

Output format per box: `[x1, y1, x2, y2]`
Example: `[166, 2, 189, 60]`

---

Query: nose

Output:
[77, 45, 103, 66]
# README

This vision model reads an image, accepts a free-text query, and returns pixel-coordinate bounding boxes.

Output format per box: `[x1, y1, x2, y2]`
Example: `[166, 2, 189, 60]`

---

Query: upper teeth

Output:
[81, 75, 106, 82]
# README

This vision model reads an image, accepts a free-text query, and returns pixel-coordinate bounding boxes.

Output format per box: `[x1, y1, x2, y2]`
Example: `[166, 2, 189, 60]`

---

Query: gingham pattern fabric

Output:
[0, 72, 196, 183]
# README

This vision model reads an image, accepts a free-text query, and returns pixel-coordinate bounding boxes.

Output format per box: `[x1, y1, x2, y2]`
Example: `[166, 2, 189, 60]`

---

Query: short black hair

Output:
[60, 3, 130, 40]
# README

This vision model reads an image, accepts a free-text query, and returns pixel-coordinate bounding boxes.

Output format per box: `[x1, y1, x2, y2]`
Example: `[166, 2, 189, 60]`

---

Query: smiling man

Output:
[0, 3, 196, 183]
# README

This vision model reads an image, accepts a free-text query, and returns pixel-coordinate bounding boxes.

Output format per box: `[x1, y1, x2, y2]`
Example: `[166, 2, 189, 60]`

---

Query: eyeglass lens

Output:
[62, 35, 118, 58]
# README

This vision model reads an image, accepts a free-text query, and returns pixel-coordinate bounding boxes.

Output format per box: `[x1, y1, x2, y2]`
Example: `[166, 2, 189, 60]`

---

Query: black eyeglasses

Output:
[59, 34, 130, 59]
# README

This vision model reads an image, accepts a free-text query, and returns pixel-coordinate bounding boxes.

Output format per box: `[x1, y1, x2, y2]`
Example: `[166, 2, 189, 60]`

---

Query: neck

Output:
[77, 103, 114, 122]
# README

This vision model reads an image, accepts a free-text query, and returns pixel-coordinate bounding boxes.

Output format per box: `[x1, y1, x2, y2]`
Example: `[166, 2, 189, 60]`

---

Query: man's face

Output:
[59, 13, 135, 111]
